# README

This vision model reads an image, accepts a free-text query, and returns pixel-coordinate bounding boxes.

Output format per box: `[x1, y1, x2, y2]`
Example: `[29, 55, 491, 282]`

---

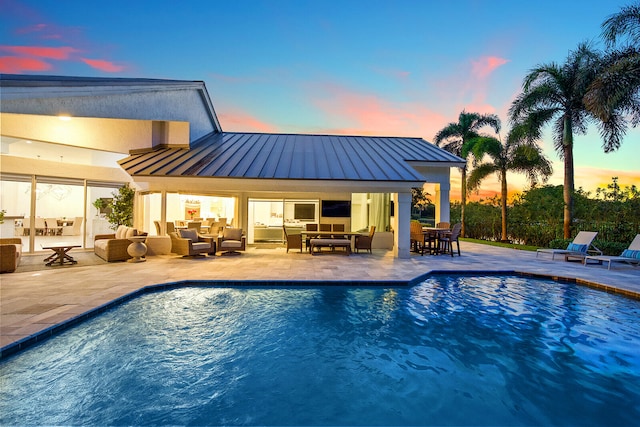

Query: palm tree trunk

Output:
[562, 116, 574, 239]
[500, 171, 508, 242]
[460, 167, 466, 237]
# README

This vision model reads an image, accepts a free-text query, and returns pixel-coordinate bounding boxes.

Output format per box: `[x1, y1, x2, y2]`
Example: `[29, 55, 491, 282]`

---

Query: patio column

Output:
[435, 182, 451, 225]
[393, 191, 411, 259]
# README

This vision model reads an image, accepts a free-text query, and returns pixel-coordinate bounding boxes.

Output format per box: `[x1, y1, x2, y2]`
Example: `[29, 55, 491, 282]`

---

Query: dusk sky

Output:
[1, 0, 638, 200]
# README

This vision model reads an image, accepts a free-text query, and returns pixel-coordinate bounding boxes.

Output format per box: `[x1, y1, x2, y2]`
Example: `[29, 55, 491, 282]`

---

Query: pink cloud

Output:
[218, 109, 279, 133]
[308, 82, 448, 140]
[81, 58, 125, 72]
[471, 56, 509, 79]
[0, 45, 79, 59]
[0, 56, 51, 72]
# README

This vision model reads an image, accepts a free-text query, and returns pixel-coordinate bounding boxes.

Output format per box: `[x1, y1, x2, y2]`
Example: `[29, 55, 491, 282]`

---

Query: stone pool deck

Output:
[1, 241, 639, 356]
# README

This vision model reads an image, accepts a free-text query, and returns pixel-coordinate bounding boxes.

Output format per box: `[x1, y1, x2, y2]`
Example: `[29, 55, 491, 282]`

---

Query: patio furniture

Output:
[410, 221, 424, 253]
[536, 231, 600, 261]
[0, 238, 22, 273]
[166, 222, 176, 234]
[305, 223, 318, 251]
[310, 238, 351, 255]
[332, 223, 346, 239]
[283, 226, 303, 253]
[218, 227, 246, 255]
[354, 226, 376, 253]
[94, 225, 146, 262]
[436, 222, 450, 229]
[438, 223, 461, 257]
[43, 243, 81, 266]
[154, 220, 162, 235]
[584, 234, 640, 270]
[170, 229, 216, 257]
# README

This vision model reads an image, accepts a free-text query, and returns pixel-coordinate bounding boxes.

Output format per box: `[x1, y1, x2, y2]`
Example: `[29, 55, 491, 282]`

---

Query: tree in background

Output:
[434, 111, 500, 237]
[509, 43, 603, 239]
[465, 125, 552, 242]
[586, 2, 640, 128]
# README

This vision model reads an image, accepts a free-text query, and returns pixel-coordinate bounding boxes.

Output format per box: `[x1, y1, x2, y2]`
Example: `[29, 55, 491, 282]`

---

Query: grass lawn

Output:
[460, 238, 538, 252]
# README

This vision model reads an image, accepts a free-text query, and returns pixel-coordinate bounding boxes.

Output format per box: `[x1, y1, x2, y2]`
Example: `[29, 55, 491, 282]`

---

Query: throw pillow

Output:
[621, 249, 640, 259]
[566, 243, 587, 253]
[179, 228, 198, 241]
[115, 225, 126, 239]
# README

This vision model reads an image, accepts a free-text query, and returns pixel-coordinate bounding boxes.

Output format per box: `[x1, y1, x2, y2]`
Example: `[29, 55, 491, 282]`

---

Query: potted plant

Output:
[92, 199, 107, 217]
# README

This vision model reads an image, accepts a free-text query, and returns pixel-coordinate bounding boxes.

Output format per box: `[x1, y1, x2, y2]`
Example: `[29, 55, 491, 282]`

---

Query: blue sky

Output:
[1, 0, 638, 199]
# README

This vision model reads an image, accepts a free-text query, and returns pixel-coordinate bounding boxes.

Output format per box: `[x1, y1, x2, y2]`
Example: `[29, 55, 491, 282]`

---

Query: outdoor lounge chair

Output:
[536, 231, 601, 261]
[584, 234, 640, 270]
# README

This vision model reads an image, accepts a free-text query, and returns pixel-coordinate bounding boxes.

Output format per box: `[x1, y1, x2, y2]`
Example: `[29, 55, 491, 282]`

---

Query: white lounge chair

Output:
[584, 234, 640, 270]
[536, 231, 601, 261]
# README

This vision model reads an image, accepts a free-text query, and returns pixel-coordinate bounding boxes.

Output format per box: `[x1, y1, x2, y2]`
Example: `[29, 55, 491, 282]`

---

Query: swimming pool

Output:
[1, 275, 638, 426]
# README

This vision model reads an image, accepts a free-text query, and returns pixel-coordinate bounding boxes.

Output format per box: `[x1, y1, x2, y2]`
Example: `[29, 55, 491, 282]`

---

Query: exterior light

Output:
[59, 115, 71, 121]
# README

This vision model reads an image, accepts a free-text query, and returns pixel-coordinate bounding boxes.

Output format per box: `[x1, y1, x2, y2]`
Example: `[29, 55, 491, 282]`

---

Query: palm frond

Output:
[601, 3, 640, 48]
[467, 163, 498, 192]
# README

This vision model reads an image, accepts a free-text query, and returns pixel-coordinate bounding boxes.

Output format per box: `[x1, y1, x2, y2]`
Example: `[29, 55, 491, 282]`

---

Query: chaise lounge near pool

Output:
[1, 271, 640, 426]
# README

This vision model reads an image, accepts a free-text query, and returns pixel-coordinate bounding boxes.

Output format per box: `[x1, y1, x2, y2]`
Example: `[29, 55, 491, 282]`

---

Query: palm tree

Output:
[509, 43, 604, 239]
[465, 125, 553, 242]
[434, 110, 501, 237]
[585, 2, 640, 133]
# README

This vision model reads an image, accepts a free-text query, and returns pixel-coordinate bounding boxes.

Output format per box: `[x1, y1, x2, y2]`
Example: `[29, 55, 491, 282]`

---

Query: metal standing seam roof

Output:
[119, 132, 465, 182]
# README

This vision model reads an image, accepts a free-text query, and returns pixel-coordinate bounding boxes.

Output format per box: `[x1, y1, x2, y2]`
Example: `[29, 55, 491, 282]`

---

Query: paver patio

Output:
[1, 241, 638, 356]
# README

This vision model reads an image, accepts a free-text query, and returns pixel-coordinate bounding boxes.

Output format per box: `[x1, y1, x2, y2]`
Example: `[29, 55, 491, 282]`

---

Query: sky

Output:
[1, 0, 638, 201]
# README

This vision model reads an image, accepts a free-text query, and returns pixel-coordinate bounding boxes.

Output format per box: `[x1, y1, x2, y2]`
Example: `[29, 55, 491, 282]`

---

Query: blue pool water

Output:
[1, 275, 639, 426]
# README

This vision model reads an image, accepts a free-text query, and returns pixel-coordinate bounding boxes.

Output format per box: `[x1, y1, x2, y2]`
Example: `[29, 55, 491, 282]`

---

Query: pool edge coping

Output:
[1, 270, 639, 360]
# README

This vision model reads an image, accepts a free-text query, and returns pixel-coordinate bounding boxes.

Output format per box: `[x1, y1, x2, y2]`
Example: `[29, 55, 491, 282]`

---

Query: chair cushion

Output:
[192, 242, 211, 251]
[621, 249, 640, 260]
[179, 228, 198, 241]
[220, 240, 243, 249]
[223, 228, 242, 240]
[566, 243, 587, 253]
[125, 227, 138, 238]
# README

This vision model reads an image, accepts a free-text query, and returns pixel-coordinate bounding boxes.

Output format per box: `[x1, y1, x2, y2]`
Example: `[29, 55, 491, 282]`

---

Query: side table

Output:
[127, 236, 148, 263]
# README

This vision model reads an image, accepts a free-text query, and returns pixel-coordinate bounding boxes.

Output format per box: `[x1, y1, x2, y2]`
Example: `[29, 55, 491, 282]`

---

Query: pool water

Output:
[1, 275, 639, 426]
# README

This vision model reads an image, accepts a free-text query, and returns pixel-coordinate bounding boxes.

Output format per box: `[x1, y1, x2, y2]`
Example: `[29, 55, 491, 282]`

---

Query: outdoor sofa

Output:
[0, 238, 22, 273]
[94, 225, 146, 262]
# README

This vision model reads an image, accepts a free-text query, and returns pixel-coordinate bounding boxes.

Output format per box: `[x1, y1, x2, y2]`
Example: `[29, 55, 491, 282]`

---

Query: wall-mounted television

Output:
[294, 203, 316, 220]
[321, 200, 351, 218]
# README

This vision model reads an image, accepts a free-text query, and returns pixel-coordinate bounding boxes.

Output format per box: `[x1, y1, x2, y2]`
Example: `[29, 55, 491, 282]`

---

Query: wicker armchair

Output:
[410, 221, 424, 253]
[354, 226, 376, 253]
[170, 229, 216, 257]
[283, 226, 303, 253]
[0, 238, 22, 273]
[217, 228, 246, 255]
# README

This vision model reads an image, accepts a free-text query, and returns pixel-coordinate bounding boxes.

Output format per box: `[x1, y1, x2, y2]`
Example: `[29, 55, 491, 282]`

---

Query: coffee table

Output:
[42, 243, 81, 266]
